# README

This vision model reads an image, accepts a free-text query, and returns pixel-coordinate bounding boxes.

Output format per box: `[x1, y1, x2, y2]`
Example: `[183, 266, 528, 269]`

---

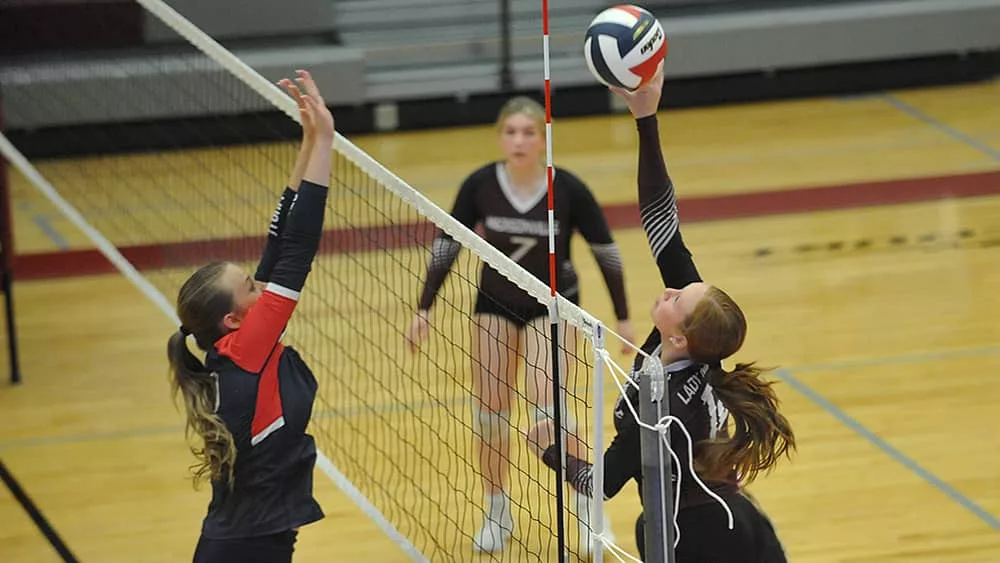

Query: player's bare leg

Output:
[470, 313, 519, 553]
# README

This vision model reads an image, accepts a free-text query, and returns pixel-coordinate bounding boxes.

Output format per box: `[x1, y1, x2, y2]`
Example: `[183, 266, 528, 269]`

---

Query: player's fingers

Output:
[298, 108, 313, 131]
[278, 79, 305, 106]
[646, 64, 665, 91]
[288, 84, 306, 108]
[607, 85, 631, 98]
[298, 94, 316, 118]
[296, 69, 322, 101]
[304, 94, 328, 118]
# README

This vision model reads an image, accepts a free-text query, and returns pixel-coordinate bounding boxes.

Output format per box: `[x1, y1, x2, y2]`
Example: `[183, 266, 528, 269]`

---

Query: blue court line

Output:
[0, 395, 469, 451]
[17, 201, 69, 250]
[776, 367, 1000, 532]
[834, 93, 880, 102]
[880, 93, 1000, 161]
[0, 425, 179, 450]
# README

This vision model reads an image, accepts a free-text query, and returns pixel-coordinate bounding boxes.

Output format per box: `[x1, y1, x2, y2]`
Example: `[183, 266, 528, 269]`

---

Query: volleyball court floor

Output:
[1, 78, 999, 561]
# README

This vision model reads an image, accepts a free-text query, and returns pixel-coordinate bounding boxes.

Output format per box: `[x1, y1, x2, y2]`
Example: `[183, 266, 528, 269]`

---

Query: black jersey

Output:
[417, 162, 629, 321]
[542, 116, 737, 508]
[200, 181, 328, 539]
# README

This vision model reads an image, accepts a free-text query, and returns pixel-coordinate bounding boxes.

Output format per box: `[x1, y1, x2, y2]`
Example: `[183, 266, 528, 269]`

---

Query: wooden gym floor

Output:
[1, 77, 999, 561]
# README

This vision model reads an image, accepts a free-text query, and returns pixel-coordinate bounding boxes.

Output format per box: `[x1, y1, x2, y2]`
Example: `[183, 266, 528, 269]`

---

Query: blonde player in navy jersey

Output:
[166, 71, 333, 563]
[406, 96, 635, 555]
[527, 69, 794, 562]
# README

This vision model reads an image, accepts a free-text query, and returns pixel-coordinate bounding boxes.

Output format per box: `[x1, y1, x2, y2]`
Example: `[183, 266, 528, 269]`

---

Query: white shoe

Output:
[473, 493, 514, 553]
[472, 511, 513, 553]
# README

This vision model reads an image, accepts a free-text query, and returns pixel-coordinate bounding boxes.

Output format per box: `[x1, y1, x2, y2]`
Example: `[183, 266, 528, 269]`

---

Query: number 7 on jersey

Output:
[508, 236, 538, 263]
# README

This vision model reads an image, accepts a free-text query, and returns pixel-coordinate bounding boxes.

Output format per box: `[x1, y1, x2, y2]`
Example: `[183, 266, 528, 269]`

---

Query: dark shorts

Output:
[193, 530, 298, 563]
[473, 290, 580, 329]
[635, 493, 787, 563]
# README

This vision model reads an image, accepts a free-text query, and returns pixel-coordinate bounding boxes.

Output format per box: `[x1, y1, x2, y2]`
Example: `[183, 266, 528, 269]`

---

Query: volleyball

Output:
[583, 4, 668, 90]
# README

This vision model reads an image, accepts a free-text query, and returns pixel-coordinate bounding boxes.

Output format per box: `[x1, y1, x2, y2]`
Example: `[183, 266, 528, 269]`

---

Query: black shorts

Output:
[473, 290, 580, 329]
[193, 530, 297, 563]
[635, 493, 787, 563]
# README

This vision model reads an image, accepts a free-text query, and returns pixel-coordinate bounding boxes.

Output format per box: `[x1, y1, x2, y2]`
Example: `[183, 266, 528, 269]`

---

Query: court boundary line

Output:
[775, 367, 1000, 532]
[880, 93, 1000, 161]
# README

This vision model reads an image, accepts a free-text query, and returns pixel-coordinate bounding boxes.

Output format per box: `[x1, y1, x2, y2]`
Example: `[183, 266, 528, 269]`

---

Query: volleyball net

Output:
[0, 0, 668, 560]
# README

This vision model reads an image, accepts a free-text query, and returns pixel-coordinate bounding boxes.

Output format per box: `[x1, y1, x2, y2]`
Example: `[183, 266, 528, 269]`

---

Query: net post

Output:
[547, 299, 568, 562]
[639, 358, 675, 562]
[590, 321, 606, 563]
[0, 89, 21, 385]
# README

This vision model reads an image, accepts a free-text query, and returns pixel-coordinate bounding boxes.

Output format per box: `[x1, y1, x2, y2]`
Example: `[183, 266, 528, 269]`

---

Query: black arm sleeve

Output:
[568, 176, 629, 321]
[541, 387, 642, 499]
[416, 174, 481, 310]
[636, 115, 702, 288]
[542, 447, 596, 497]
[254, 187, 296, 282]
[268, 180, 328, 293]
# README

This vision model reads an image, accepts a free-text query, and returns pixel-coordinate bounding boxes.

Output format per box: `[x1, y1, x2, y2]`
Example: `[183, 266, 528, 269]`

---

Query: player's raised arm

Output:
[223, 71, 334, 371]
[611, 70, 701, 290]
[255, 77, 317, 283]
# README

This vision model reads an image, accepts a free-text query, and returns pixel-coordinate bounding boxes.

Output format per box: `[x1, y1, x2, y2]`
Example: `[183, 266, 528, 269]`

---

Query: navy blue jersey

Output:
[199, 181, 328, 539]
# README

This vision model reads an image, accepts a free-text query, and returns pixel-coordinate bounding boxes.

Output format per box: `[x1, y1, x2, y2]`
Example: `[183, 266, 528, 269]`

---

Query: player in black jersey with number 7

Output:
[166, 70, 333, 563]
[528, 69, 795, 562]
[406, 96, 635, 555]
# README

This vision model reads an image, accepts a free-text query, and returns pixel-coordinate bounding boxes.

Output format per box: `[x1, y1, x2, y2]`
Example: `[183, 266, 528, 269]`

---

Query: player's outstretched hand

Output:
[279, 78, 314, 141]
[405, 310, 431, 353]
[609, 65, 664, 120]
[294, 69, 335, 141]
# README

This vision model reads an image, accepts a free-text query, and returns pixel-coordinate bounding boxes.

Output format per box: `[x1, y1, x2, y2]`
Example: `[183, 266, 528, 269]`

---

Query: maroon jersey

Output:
[417, 162, 628, 321]
[542, 116, 738, 509]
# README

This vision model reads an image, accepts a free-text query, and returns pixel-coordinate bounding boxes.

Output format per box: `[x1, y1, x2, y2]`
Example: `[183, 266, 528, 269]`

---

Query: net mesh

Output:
[0, 2, 623, 560]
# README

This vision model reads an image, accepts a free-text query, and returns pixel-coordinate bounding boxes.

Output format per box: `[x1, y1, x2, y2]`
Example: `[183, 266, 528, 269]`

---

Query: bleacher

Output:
[1, 0, 998, 139]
